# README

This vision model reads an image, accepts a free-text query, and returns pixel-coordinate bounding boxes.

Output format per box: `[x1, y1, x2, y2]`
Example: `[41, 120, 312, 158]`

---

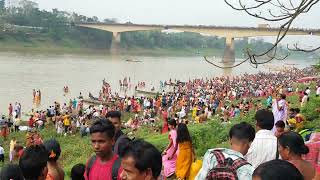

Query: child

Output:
[56, 120, 63, 135]
[275, 121, 285, 138]
[71, 163, 85, 180]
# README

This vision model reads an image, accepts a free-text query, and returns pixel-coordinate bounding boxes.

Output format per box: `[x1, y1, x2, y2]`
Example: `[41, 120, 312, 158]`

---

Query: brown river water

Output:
[0, 51, 316, 116]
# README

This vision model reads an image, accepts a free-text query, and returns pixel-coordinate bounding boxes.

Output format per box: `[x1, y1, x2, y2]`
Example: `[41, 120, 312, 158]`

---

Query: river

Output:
[0, 51, 316, 116]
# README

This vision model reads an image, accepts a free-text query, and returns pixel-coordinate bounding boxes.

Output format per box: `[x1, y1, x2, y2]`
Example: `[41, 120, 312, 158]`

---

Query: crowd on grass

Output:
[1, 108, 320, 180]
[0, 66, 320, 180]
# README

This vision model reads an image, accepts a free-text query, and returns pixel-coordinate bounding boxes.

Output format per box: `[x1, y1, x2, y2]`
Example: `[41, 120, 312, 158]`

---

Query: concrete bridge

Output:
[77, 23, 320, 63]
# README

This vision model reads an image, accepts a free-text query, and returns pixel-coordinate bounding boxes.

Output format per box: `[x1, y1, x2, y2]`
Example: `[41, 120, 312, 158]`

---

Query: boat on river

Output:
[82, 92, 114, 106]
[125, 59, 142, 62]
[82, 98, 114, 106]
[164, 81, 186, 87]
[135, 89, 159, 96]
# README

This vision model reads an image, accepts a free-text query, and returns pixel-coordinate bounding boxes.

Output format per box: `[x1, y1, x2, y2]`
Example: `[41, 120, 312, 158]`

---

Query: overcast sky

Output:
[32, 0, 320, 28]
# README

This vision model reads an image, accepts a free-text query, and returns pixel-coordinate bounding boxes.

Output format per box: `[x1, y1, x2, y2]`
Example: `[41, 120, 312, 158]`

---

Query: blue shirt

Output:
[234, 108, 240, 117]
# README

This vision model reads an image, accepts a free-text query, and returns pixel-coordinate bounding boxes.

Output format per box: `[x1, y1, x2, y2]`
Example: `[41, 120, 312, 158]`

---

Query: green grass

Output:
[1, 91, 320, 179]
[0, 126, 93, 179]
[0, 31, 314, 59]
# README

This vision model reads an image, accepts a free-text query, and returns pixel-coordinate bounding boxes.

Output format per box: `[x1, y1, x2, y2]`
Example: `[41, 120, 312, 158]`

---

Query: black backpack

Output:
[86, 155, 121, 180]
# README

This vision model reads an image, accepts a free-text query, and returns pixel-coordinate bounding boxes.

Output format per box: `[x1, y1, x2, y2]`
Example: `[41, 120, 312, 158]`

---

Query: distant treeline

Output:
[0, 0, 277, 53]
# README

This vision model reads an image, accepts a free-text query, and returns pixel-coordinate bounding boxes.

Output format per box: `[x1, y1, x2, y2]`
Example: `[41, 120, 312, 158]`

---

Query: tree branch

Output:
[288, 43, 320, 52]
[209, 0, 320, 69]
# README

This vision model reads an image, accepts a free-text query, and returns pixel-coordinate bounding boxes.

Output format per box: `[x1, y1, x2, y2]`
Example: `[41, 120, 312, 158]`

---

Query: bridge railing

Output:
[77, 22, 320, 33]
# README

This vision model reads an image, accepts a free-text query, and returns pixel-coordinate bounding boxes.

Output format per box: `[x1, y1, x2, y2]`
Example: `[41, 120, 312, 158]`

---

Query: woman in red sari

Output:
[1, 123, 8, 141]
[162, 109, 169, 134]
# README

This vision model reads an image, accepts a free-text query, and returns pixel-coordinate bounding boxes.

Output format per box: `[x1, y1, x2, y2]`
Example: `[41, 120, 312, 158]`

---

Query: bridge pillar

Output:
[222, 36, 235, 63]
[110, 32, 121, 53]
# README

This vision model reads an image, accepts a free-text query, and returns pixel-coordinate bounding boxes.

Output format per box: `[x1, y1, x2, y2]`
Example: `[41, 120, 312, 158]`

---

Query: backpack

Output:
[86, 155, 121, 180]
[206, 150, 249, 180]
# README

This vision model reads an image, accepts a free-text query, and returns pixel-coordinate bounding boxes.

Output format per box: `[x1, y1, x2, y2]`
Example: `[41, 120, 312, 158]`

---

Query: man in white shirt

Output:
[0, 144, 4, 163]
[245, 109, 278, 169]
[316, 85, 320, 97]
[305, 87, 311, 96]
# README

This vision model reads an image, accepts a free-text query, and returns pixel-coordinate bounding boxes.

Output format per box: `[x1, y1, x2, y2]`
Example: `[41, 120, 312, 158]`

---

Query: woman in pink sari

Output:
[162, 119, 178, 178]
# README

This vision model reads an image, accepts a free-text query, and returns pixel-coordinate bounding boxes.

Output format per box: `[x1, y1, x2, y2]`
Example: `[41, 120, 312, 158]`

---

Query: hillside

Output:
[1, 94, 319, 179]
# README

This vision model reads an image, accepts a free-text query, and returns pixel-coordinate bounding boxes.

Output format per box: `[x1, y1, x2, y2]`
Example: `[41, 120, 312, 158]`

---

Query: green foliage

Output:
[140, 112, 256, 157]
[314, 59, 320, 72]
[0, 0, 4, 12]
[0, 2, 280, 52]
[302, 96, 320, 129]
[0, 1, 300, 57]
[1, 126, 92, 179]
[1, 93, 319, 179]
[120, 31, 275, 52]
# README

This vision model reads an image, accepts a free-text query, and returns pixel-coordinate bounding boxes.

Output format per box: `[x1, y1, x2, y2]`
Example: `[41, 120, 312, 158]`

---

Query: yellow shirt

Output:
[63, 115, 70, 126]
[192, 107, 197, 118]
[10, 140, 16, 152]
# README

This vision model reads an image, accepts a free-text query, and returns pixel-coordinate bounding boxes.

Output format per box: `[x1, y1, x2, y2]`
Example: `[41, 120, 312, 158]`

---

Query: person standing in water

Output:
[8, 104, 13, 119]
[32, 89, 36, 103]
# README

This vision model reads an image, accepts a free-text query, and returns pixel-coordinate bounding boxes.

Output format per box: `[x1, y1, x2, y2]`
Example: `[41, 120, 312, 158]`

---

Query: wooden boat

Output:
[125, 59, 142, 62]
[82, 98, 113, 106]
[135, 89, 159, 96]
[284, 63, 298, 66]
[82, 92, 114, 106]
[164, 81, 186, 87]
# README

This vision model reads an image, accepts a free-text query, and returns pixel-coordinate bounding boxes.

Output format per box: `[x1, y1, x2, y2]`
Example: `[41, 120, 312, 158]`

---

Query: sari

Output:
[272, 99, 287, 132]
[162, 111, 169, 134]
[162, 129, 178, 177]
[176, 141, 193, 179]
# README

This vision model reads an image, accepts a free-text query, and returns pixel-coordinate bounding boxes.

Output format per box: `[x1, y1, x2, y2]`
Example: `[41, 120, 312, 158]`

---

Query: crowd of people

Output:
[1, 108, 320, 180]
[0, 66, 319, 180]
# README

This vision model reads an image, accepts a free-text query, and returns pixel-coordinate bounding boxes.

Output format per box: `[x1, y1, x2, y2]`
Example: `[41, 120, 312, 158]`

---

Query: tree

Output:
[205, 0, 320, 68]
[71, 13, 87, 23]
[92, 16, 99, 22]
[103, 18, 117, 24]
[0, 0, 4, 12]
[19, 0, 38, 15]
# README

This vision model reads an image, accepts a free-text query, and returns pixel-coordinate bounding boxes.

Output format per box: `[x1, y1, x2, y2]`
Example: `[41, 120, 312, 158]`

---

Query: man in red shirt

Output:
[84, 118, 122, 180]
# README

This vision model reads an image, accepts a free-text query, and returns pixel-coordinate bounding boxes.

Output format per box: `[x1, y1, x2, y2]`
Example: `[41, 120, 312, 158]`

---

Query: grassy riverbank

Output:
[0, 42, 224, 57]
[0, 44, 311, 59]
[1, 93, 319, 179]
[0, 32, 221, 56]
[0, 34, 312, 58]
